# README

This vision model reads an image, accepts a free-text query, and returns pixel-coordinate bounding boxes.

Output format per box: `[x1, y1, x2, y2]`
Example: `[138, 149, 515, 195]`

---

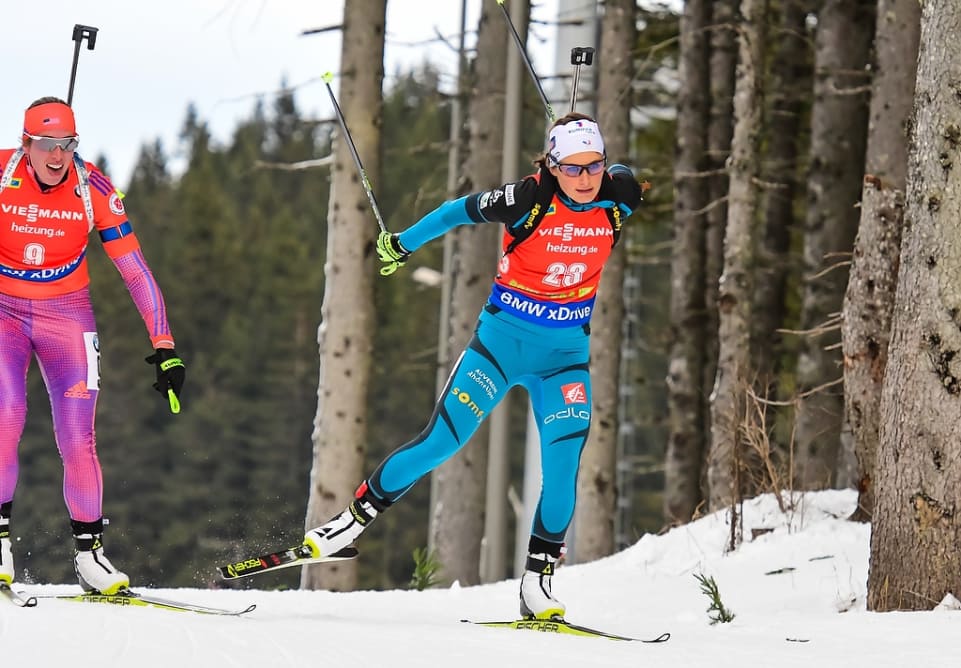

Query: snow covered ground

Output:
[2, 490, 956, 667]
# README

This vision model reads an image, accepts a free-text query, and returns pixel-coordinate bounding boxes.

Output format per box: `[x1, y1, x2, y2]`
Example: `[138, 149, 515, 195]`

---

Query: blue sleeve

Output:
[396, 196, 475, 252]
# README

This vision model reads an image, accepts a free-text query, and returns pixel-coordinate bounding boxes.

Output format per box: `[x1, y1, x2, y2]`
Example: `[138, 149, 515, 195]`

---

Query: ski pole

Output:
[568, 47, 594, 113]
[321, 71, 388, 234]
[495, 0, 556, 121]
[67, 24, 99, 106]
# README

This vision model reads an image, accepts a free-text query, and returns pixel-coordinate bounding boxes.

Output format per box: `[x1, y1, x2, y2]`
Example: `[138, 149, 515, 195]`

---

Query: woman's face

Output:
[549, 150, 605, 204]
[25, 132, 78, 186]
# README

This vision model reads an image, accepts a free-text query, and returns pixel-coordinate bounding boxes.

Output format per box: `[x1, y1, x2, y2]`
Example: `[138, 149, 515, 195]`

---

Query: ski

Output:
[217, 544, 358, 580]
[0, 583, 37, 608]
[39, 589, 255, 616]
[462, 618, 670, 643]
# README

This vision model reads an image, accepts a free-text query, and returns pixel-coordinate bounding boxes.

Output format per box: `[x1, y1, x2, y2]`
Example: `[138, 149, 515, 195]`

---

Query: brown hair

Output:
[28, 96, 69, 109]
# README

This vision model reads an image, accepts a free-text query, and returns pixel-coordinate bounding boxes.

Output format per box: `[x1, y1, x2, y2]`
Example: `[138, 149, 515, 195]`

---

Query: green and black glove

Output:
[376, 231, 411, 276]
[145, 348, 186, 414]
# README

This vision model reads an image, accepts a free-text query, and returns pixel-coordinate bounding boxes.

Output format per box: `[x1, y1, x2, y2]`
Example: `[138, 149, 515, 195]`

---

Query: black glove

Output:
[376, 231, 411, 276]
[145, 348, 185, 413]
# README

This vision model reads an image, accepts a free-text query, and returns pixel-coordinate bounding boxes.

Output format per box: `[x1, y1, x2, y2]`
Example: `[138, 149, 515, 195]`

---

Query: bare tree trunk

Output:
[869, 1, 961, 611]
[574, 0, 636, 561]
[664, 0, 710, 525]
[753, 0, 811, 384]
[793, 0, 874, 490]
[428, 2, 507, 586]
[707, 0, 765, 512]
[702, 0, 737, 492]
[842, 0, 919, 521]
[842, 181, 904, 520]
[302, 0, 386, 591]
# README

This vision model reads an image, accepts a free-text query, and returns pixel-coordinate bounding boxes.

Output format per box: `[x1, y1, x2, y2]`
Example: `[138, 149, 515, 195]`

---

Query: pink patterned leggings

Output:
[0, 289, 103, 522]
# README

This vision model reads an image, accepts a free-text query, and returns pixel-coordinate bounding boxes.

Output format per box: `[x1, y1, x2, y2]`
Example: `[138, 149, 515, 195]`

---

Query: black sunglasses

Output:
[552, 158, 606, 177]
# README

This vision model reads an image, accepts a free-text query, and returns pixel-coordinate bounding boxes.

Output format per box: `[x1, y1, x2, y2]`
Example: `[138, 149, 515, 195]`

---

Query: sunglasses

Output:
[552, 158, 606, 178]
[25, 134, 80, 152]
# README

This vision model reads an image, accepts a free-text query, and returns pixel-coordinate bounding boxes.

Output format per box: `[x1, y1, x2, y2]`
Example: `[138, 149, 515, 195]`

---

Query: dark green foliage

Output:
[365, 66, 453, 589]
[694, 572, 736, 624]
[8, 69, 461, 591]
[408, 547, 443, 591]
[619, 7, 682, 541]
[7, 10, 689, 588]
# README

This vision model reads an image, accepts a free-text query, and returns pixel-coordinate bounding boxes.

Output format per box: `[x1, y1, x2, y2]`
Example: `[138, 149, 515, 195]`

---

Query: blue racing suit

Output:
[366, 165, 642, 543]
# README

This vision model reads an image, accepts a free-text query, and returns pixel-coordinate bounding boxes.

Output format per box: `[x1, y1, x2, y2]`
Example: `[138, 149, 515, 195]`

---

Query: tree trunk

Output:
[753, 0, 811, 385]
[302, 0, 386, 591]
[428, 2, 507, 586]
[842, 180, 904, 521]
[664, 0, 710, 525]
[842, 0, 919, 521]
[869, 1, 961, 611]
[702, 0, 737, 492]
[707, 0, 765, 513]
[793, 0, 874, 490]
[574, 0, 636, 561]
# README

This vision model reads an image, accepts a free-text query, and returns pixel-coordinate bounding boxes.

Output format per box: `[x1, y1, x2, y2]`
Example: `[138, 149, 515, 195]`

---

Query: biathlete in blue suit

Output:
[305, 112, 643, 620]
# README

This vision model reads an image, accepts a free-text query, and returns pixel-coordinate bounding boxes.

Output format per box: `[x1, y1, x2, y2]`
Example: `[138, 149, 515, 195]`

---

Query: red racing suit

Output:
[0, 148, 174, 521]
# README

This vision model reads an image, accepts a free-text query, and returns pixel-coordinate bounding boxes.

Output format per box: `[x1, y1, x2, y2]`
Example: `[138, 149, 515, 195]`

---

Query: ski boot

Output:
[72, 518, 129, 595]
[304, 482, 389, 558]
[519, 537, 566, 620]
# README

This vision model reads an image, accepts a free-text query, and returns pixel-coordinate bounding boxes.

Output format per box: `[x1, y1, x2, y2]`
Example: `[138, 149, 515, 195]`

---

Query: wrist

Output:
[154, 348, 181, 362]
[392, 234, 410, 257]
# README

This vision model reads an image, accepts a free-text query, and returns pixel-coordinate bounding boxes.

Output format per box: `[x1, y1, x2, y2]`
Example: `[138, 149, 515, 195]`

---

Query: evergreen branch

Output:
[694, 572, 736, 625]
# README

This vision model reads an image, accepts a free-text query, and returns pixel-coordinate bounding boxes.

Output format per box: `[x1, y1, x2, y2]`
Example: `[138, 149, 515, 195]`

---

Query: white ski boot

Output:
[0, 516, 12, 586]
[304, 483, 386, 558]
[519, 539, 566, 620]
[72, 519, 129, 595]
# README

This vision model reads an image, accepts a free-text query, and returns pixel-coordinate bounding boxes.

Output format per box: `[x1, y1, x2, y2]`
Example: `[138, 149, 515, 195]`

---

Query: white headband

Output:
[548, 120, 605, 163]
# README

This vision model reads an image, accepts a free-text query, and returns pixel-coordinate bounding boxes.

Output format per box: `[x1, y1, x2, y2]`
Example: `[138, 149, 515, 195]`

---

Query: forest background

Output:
[11, 3, 677, 591]
[9, 0, 955, 612]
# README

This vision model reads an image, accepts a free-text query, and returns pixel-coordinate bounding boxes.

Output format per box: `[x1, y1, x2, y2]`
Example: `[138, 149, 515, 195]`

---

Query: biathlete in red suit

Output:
[0, 97, 186, 595]
[303, 112, 643, 621]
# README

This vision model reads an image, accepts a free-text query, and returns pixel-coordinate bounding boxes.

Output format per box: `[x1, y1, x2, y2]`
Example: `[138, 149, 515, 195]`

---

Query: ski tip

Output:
[0, 583, 38, 607]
